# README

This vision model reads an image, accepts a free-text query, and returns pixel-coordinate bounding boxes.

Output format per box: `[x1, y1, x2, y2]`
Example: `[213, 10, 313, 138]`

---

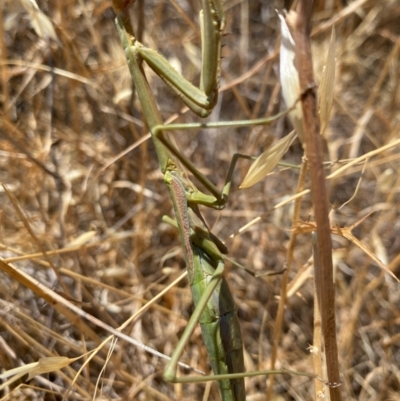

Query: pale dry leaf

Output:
[292, 218, 398, 281]
[240, 130, 296, 188]
[278, 13, 303, 143]
[341, 230, 397, 280]
[371, 229, 388, 266]
[330, 221, 398, 281]
[66, 231, 97, 247]
[319, 26, 336, 135]
[0, 357, 74, 391]
[0, 371, 28, 391]
[28, 357, 73, 380]
[0, 363, 38, 382]
[19, 0, 59, 42]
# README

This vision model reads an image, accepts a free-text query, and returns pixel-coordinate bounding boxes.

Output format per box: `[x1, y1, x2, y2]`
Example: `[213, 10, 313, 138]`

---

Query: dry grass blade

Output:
[333, 222, 398, 282]
[0, 259, 196, 368]
[279, 13, 304, 143]
[233, 137, 400, 236]
[240, 130, 297, 188]
[0, 357, 74, 391]
[18, 0, 58, 42]
[65, 230, 98, 247]
[294, 218, 399, 282]
[319, 26, 336, 135]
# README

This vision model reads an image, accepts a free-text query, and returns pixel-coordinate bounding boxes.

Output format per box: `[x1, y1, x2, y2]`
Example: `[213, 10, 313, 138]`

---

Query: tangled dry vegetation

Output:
[1, 0, 400, 400]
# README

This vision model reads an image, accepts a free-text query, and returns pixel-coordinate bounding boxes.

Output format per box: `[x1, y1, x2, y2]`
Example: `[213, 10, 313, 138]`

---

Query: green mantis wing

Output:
[192, 246, 245, 401]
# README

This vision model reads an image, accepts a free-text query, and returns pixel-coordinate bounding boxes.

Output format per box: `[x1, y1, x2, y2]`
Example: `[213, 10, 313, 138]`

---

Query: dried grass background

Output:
[1, 0, 400, 400]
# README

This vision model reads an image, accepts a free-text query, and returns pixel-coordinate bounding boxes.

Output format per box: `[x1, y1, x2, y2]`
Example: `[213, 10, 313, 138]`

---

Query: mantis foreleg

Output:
[118, 0, 225, 117]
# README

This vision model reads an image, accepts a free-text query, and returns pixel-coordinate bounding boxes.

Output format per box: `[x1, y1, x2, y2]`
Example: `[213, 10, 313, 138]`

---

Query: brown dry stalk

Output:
[288, 2, 342, 400]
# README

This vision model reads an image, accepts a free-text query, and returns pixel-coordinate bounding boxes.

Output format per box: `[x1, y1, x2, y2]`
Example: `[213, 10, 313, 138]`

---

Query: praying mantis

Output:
[112, 1, 310, 400]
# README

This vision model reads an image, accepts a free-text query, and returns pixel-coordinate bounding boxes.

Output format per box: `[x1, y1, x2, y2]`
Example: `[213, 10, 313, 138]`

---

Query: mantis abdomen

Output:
[191, 247, 245, 401]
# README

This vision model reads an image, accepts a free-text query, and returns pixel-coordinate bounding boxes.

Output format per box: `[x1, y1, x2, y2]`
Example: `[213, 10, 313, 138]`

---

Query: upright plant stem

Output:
[288, 2, 342, 400]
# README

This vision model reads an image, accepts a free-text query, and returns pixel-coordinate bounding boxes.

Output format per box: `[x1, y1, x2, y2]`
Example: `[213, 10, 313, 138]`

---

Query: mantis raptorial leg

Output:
[115, 0, 224, 119]
[112, 1, 313, 400]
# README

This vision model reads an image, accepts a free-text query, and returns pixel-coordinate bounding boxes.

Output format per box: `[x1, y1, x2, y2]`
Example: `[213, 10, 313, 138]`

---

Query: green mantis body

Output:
[112, 1, 303, 400]
[114, 2, 246, 399]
